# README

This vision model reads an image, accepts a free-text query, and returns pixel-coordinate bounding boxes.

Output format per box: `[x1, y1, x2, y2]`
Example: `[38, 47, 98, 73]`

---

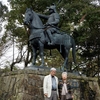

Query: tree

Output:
[3, 0, 100, 74]
[53, 0, 100, 77]
[0, 1, 9, 65]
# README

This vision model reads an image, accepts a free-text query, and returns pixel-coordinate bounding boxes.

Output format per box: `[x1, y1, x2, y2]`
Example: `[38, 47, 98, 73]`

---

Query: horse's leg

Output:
[31, 45, 37, 65]
[62, 47, 69, 71]
[39, 41, 45, 66]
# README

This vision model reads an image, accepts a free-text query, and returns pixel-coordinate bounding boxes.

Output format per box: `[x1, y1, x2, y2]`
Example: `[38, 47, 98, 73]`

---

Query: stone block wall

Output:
[0, 70, 44, 100]
[0, 69, 100, 100]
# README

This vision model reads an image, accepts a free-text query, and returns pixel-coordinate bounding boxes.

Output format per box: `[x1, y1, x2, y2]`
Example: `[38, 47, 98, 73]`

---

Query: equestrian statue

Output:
[24, 4, 76, 71]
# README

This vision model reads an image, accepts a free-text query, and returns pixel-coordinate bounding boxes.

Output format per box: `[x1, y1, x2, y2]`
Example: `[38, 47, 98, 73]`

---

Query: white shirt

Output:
[61, 83, 68, 95]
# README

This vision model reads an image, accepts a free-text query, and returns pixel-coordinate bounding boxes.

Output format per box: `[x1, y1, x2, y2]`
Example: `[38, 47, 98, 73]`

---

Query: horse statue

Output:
[24, 8, 76, 71]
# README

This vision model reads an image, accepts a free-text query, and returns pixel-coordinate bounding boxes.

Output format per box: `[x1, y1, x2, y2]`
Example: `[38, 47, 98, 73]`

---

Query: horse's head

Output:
[24, 8, 33, 26]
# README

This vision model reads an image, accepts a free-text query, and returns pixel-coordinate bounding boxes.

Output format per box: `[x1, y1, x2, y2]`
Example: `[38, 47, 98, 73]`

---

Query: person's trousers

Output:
[61, 95, 73, 100]
[44, 91, 58, 100]
[61, 95, 66, 100]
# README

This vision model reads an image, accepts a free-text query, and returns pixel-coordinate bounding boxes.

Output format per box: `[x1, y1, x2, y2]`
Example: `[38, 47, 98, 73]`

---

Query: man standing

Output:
[43, 67, 59, 100]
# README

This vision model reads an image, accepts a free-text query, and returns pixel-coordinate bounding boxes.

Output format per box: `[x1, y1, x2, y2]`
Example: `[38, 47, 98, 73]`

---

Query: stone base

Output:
[0, 70, 44, 100]
[25, 65, 50, 71]
[0, 69, 100, 100]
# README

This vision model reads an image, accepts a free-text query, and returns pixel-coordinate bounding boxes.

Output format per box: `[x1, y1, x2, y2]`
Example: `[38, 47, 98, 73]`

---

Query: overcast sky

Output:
[0, 0, 8, 6]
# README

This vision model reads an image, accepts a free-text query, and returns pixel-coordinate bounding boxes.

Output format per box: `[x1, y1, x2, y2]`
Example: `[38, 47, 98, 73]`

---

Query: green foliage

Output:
[1, 0, 99, 77]
[58, 0, 100, 77]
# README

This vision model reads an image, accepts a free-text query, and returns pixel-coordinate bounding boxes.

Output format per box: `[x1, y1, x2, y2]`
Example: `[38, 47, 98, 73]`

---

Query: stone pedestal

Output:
[0, 69, 99, 100]
[0, 70, 44, 100]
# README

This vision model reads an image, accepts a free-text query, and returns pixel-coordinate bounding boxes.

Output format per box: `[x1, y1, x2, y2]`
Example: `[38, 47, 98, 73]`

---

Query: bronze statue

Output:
[24, 6, 76, 71]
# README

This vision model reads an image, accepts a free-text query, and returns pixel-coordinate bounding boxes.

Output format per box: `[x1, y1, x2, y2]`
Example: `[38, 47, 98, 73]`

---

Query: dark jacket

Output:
[58, 80, 72, 99]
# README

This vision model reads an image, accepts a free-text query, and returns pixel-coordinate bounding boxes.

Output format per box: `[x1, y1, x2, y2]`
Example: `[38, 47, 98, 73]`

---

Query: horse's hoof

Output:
[40, 64, 44, 67]
[48, 42, 54, 45]
[32, 63, 35, 66]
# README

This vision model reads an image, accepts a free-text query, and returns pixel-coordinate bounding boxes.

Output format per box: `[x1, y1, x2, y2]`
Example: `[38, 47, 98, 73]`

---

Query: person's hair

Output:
[62, 72, 67, 76]
[50, 67, 56, 71]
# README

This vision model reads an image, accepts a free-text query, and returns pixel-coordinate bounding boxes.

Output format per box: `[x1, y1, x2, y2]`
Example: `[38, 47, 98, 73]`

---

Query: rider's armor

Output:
[38, 4, 60, 45]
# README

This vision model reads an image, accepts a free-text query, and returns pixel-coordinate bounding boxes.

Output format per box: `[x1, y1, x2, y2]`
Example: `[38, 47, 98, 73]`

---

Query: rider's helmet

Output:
[47, 4, 57, 13]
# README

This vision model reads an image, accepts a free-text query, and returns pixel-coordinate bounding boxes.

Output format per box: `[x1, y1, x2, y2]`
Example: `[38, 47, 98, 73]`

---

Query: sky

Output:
[0, 0, 7, 4]
[0, 0, 11, 10]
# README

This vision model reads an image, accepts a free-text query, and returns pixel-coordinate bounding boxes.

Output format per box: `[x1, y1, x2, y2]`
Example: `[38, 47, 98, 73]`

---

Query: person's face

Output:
[50, 70, 56, 76]
[49, 9, 54, 14]
[62, 74, 67, 80]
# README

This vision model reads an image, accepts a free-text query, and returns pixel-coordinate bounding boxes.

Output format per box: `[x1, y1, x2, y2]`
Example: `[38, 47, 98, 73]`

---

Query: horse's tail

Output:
[71, 37, 76, 64]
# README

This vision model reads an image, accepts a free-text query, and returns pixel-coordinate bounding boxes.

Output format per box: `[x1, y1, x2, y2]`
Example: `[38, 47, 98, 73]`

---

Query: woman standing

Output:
[58, 72, 73, 100]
